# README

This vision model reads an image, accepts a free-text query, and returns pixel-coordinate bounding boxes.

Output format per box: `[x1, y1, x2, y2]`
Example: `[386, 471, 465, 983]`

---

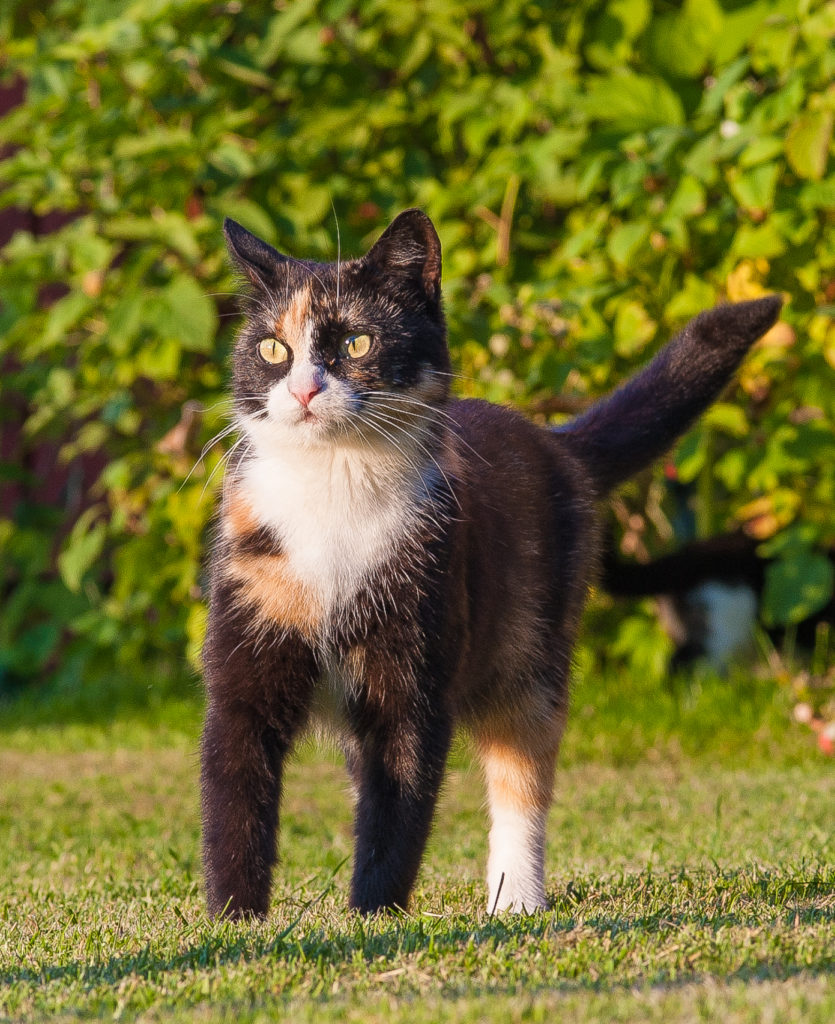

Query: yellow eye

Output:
[258, 338, 289, 365]
[343, 333, 372, 359]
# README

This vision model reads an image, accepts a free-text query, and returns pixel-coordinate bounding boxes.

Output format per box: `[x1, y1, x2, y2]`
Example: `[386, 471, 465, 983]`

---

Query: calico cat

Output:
[201, 208, 782, 918]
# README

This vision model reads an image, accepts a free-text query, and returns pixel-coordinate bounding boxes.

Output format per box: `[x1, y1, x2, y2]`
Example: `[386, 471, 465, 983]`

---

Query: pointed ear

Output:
[223, 218, 286, 290]
[364, 209, 442, 303]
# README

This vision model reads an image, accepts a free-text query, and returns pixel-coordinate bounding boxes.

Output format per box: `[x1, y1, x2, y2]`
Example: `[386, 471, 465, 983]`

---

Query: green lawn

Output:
[1, 668, 833, 1023]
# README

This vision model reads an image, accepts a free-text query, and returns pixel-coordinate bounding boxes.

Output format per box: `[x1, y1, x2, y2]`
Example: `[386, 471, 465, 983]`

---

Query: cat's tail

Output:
[556, 296, 783, 495]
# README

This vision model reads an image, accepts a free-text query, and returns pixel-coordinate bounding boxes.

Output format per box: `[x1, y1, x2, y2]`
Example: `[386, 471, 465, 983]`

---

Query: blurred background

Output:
[0, 0, 833, 733]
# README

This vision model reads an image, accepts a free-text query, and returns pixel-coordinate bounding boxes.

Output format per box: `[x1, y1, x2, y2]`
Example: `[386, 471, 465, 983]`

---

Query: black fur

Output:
[201, 587, 318, 918]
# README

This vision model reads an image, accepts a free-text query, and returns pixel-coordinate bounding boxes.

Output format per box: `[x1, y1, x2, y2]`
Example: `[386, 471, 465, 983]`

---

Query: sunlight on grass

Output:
[1, 668, 833, 1023]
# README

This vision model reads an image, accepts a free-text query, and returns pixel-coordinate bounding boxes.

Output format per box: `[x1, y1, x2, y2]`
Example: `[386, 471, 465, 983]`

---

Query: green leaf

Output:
[762, 550, 835, 627]
[614, 301, 655, 358]
[607, 222, 649, 267]
[645, 0, 724, 78]
[674, 430, 706, 484]
[731, 221, 787, 259]
[703, 402, 748, 438]
[713, 0, 777, 65]
[39, 292, 93, 352]
[799, 178, 835, 211]
[785, 110, 834, 181]
[107, 293, 145, 355]
[662, 176, 706, 226]
[583, 72, 685, 131]
[664, 275, 715, 321]
[209, 142, 255, 180]
[728, 162, 779, 212]
[153, 275, 216, 353]
[58, 509, 107, 593]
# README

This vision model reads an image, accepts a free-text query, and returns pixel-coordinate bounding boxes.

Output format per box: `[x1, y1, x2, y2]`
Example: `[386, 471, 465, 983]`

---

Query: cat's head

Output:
[224, 209, 450, 452]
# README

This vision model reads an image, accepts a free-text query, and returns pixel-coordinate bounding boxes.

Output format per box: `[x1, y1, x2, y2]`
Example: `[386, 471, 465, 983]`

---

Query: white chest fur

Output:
[237, 441, 429, 619]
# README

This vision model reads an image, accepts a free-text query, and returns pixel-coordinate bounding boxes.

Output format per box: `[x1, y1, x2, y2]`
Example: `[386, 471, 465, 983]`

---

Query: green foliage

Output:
[1, 0, 834, 699]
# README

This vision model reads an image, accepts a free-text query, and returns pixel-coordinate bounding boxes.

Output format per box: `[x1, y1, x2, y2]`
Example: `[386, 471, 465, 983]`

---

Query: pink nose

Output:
[289, 377, 322, 408]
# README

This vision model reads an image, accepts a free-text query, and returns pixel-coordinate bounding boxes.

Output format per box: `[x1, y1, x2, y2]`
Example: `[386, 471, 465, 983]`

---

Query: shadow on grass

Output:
[4, 895, 834, 994]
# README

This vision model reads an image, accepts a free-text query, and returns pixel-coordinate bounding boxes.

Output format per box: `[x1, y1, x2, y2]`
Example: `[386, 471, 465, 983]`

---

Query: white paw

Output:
[486, 873, 548, 915]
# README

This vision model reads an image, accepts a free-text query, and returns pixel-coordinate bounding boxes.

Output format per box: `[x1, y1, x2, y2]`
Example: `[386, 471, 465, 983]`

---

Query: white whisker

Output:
[203, 435, 248, 499]
[331, 199, 341, 316]
[178, 423, 239, 491]
[359, 409, 461, 512]
[359, 390, 490, 467]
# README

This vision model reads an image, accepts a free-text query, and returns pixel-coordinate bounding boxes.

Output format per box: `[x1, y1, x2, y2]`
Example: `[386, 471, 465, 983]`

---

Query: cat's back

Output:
[446, 397, 587, 493]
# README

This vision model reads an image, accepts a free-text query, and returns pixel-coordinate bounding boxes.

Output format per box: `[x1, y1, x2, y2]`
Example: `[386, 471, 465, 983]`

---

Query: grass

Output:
[1, 666, 833, 1022]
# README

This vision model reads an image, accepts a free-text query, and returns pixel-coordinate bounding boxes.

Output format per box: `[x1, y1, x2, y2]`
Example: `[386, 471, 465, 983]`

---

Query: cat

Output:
[200, 208, 782, 918]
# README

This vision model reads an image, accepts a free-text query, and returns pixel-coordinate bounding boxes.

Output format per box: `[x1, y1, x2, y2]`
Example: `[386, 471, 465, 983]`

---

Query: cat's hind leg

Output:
[475, 718, 563, 914]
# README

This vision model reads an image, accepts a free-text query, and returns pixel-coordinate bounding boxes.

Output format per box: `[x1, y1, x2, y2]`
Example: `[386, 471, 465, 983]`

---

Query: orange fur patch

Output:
[276, 284, 312, 349]
[223, 490, 259, 539]
[477, 730, 560, 814]
[223, 551, 323, 639]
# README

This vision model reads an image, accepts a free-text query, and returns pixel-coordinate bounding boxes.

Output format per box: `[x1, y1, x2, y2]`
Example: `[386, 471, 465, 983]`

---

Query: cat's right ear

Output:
[223, 218, 287, 290]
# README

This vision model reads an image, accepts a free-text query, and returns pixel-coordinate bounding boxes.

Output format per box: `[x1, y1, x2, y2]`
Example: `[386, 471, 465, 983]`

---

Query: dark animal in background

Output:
[200, 208, 782, 917]
[602, 531, 835, 668]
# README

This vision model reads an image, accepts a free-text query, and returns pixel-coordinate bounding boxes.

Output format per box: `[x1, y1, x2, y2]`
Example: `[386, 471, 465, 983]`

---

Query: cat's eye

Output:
[342, 333, 372, 359]
[258, 338, 290, 365]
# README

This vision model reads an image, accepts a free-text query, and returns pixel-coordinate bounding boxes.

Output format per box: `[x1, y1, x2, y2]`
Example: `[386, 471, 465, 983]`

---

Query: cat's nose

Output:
[289, 372, 324, 408]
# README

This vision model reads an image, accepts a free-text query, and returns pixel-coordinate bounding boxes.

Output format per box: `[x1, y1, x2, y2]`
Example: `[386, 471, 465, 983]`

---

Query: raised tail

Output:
[556, 296, 783, 495]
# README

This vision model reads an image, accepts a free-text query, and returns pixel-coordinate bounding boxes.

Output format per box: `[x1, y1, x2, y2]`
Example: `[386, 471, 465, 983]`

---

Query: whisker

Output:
[331, 199, 341, 317]
[203, 435, 248, 499]
[222, 437, 254, 497]
[358, 390, 491, 466]
[198, 397, 235, 413]
[178, 422, 240, 491]
[424, 367, 480, 384]
[359, 409, 461, 511]
[354, 416, 438, 506]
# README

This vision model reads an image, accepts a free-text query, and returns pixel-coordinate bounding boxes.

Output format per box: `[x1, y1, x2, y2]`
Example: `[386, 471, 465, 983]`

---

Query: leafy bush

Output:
[1, 0, 833, 701]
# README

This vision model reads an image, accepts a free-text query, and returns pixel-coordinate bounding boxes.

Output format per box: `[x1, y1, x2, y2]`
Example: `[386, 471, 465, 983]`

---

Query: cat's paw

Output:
[486, 875, 548, 915]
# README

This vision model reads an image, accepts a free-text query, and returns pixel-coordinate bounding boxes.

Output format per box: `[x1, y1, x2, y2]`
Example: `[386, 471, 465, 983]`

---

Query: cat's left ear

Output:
[364, 209, 442, 303]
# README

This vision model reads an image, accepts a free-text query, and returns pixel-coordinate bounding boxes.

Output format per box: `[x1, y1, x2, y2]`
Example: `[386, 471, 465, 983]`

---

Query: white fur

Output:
[486, 804, 548, 914]
[238, 440, 424, 619]
[237, 373, 439, 624]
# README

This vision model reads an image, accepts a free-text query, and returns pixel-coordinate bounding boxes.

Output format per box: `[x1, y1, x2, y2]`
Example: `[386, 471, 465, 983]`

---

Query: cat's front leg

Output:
[200, 602, 317, 918]
[345, 692, 453, 914]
